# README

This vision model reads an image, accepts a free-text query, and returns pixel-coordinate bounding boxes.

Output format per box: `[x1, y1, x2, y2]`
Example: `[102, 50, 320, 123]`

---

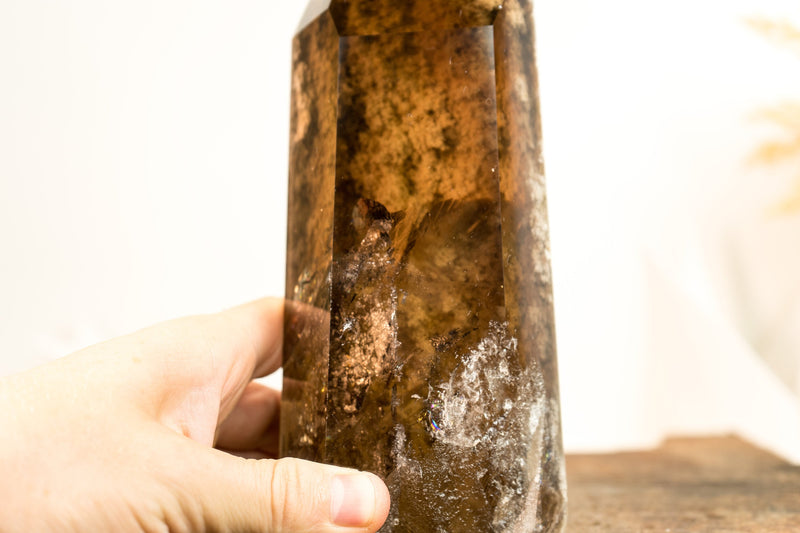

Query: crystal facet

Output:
[281, 2, 566, 531]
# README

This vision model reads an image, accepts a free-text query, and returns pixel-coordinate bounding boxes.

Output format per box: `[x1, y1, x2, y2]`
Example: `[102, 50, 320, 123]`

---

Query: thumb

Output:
[182, 446, 391, 532]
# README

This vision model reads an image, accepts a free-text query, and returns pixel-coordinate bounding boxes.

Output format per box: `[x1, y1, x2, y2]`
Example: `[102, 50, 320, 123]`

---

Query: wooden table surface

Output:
[565, 436, 800, 532]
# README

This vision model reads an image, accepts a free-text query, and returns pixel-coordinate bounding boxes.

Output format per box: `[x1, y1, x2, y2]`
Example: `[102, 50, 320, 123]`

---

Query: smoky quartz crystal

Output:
[280, 1, 566, 531]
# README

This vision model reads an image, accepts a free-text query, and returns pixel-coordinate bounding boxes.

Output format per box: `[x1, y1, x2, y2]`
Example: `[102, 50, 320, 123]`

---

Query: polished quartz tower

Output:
[281, 1, 566, 530]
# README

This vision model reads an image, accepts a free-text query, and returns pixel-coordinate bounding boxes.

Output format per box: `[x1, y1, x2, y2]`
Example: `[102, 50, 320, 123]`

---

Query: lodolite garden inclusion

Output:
[280, 1, 566, 531]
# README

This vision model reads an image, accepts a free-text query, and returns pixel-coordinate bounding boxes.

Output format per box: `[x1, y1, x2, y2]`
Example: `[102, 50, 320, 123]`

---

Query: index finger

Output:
[82, 297, 284, 416]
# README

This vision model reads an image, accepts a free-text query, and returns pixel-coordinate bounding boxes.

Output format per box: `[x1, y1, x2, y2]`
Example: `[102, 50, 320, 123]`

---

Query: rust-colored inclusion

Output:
[281, 1, 565, 531]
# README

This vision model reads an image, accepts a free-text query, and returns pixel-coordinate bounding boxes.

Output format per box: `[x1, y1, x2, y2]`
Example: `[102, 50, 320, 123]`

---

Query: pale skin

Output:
[0, 298, 391, 532]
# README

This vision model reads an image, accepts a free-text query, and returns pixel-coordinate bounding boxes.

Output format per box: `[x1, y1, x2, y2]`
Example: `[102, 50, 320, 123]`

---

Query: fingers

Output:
[215, 381, 280, 457]
[219, 298, 285, 379]
[89, 298, 284, 420]
[142, 297, 283, 381]
[179, 444, 391, 533]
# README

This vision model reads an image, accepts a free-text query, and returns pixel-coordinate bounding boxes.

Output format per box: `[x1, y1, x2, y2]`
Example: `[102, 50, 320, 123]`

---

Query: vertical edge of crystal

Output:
[494, 0, 567, 530]
[280, 10, 340, 462]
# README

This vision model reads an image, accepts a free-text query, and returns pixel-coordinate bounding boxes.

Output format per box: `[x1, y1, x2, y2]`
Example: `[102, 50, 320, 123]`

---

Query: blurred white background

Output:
[2, 1, 799, 462]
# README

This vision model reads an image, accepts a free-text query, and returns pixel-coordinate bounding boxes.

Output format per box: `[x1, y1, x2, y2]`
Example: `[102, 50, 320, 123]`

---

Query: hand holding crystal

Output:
[0, 298, 390, 532]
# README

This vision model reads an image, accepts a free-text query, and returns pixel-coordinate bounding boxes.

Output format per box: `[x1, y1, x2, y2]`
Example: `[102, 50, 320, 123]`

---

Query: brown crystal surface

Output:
[281, 1, 565, 531]
[567, 437, 800, 531]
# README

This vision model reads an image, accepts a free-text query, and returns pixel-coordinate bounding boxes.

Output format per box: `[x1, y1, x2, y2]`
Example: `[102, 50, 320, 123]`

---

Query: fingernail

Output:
[330, 474, 378, 527]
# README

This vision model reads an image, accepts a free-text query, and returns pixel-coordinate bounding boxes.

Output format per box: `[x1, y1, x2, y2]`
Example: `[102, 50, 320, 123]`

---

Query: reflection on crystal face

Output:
[281, 1, 566, 531]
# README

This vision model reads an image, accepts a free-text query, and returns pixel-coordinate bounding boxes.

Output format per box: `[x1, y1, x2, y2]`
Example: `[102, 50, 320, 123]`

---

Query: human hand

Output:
[0, 298, 390, 532]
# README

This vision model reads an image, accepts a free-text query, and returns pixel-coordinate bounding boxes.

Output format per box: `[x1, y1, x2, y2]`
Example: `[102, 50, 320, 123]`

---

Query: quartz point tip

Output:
[281, 1, 566, 531]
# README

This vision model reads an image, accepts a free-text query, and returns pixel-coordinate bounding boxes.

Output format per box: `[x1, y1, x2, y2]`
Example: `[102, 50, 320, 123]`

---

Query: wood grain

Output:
[566, 436, 800, 532]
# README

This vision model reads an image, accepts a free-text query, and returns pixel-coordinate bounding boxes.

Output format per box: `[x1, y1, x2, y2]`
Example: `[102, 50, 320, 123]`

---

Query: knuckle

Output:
[267, 458, 303, 531]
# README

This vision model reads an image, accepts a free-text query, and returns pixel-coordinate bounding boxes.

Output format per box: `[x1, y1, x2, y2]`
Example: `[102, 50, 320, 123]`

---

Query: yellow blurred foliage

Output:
[747, 17, 800, 215]
[746, 17, 800, 57]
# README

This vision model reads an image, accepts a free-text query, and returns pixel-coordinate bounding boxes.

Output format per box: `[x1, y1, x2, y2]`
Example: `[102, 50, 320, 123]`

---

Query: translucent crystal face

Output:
[300, 0, 505, 35]
[283, 1, 565, 531]
[330, 0, 502, 35]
